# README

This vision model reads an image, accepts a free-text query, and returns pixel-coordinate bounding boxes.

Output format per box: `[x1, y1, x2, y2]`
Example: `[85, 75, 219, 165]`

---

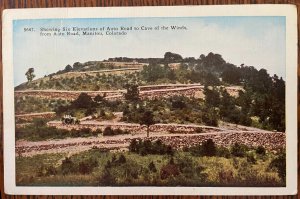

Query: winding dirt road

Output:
[16, 123, 285, 157]
[15, 84, 242, 101]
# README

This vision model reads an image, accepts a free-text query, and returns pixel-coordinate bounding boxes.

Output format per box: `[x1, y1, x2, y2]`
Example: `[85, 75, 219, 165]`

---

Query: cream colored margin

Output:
[2, 5, 298, 195]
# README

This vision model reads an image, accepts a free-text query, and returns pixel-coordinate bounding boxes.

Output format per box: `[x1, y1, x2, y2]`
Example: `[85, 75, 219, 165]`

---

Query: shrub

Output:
[85, 107, 96, 116]
[129, 139, 138, 152]
[231, 143, 248, 157]
[61, 157, 76, 175]
[189, 144, 203, 156]
[105, 160, 112, 169]
[16, 121, 72, 141]
[70, 128, 96, 137]
[202, 139, 216, 157]
[218, 170, 234, 185]
[217, 146, 231, 158]
[202, 107, 219, 127]
[15, 123, 103, 141]
[117, 154, 127, 164]
[269, 151, 286, 181]
[148, 161, 157, 173]
[78, 162, 90, 174]
[175, 154, 193, 173]
[32, 118, 47, 126]
[195, 128, 203, 134]
[171, 99, 186, 109]
[114, 128, 123, 135]
[160, 164, 180, 180]
[98, 169, 116, 186]
[37, 165, 54, 177]
[78, 158, 98, 175]
[111, 154, 117, 163]
[188, 142, 233, 158]
[169, 129, 177, 134]
[102, 111, 116, 120]
[256, 146, 266, 156]
[36, 167, 44, 177]
[129, 139, 174, 156]
[61, 156, 98, 175]
[103, 127, 129, 136]
[71, 93, 95, 109]
[169, 157, 175, 165]
[103, 127, 114, 136]
[93, 129, 102, 136]
[246, 152, 257, 164]
[166, 146, 174, 156]
[46, 166, 57, 176]
[79, 128, 92, 137]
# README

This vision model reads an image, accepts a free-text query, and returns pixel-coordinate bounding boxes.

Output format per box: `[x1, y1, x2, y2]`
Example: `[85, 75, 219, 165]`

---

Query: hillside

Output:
[16, 68, 141, 91]
[15, 52, 286, 187]
[15, 52, 285, 132]
[16, 52, 285, 91]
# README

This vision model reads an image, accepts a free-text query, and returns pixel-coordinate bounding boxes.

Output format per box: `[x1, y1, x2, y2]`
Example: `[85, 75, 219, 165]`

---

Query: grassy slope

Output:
[16, 149, 284, 187]
[15, 97, 70, 114]
[15, 70, 142, 91]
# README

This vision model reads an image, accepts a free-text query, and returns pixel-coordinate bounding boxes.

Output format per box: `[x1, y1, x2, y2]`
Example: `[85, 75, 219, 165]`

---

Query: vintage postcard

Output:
[2, 5, 298, 195]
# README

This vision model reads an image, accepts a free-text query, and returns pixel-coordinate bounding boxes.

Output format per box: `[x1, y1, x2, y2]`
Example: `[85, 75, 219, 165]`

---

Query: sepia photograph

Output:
[2, 5, 297, 195]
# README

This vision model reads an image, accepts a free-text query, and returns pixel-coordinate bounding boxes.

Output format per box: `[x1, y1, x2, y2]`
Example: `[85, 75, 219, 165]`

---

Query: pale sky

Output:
[13, 16, 285, 85]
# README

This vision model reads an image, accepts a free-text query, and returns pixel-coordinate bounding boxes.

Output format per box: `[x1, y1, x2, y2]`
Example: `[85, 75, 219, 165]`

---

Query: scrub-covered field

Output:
[16, 139, 285, 187]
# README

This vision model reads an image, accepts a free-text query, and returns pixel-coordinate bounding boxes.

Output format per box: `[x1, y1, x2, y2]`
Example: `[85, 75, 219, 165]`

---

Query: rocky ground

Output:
[14, 83, 282, 158]
[16, 122, 285, 157]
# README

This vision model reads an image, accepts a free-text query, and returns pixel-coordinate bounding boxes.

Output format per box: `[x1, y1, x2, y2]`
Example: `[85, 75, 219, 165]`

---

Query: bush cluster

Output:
[16, 124, 69, 141]
[186, 139, 267, 162]
[37, 156, 99, 176]
[159, 156, 207, 183]
[37, 165, 57, 177]
[129, 139, 174, 156]
[122, 96, 218, 127]
[61, 157, 98, 175]
[160, 162, 180, 180]
[98, 154, 128, 186]
[187, 139, 220, 157]
[104, 154, 127, 169]
[148, 161, 157, 172]
[269, 150, 286, 181]
[16, 119, 101, 141]
[103, 127, 130, 136]
[15, 97, 67, 114]
[230, 143, 249, 157]
[70, 128, 101, 137]
[17, 145, 284, 187]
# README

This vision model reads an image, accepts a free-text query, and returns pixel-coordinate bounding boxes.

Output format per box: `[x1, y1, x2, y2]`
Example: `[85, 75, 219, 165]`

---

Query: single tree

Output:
[148, 161, 157, 172]
[139, 110, 155, 137]
[124, 84, 140, 102]
[269, 150, 286, 181]
[221, 65, 241, 84]
[141, 64, 166, 82]
[71, 93, 94, 109]
[25, 68, 35, 82]
[73, 62, 83, 70]
[164, 52, 183, 63]
[202, 139, 216, 156]
[64, 64, 73, 72]
[203, 85, 220, 107]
